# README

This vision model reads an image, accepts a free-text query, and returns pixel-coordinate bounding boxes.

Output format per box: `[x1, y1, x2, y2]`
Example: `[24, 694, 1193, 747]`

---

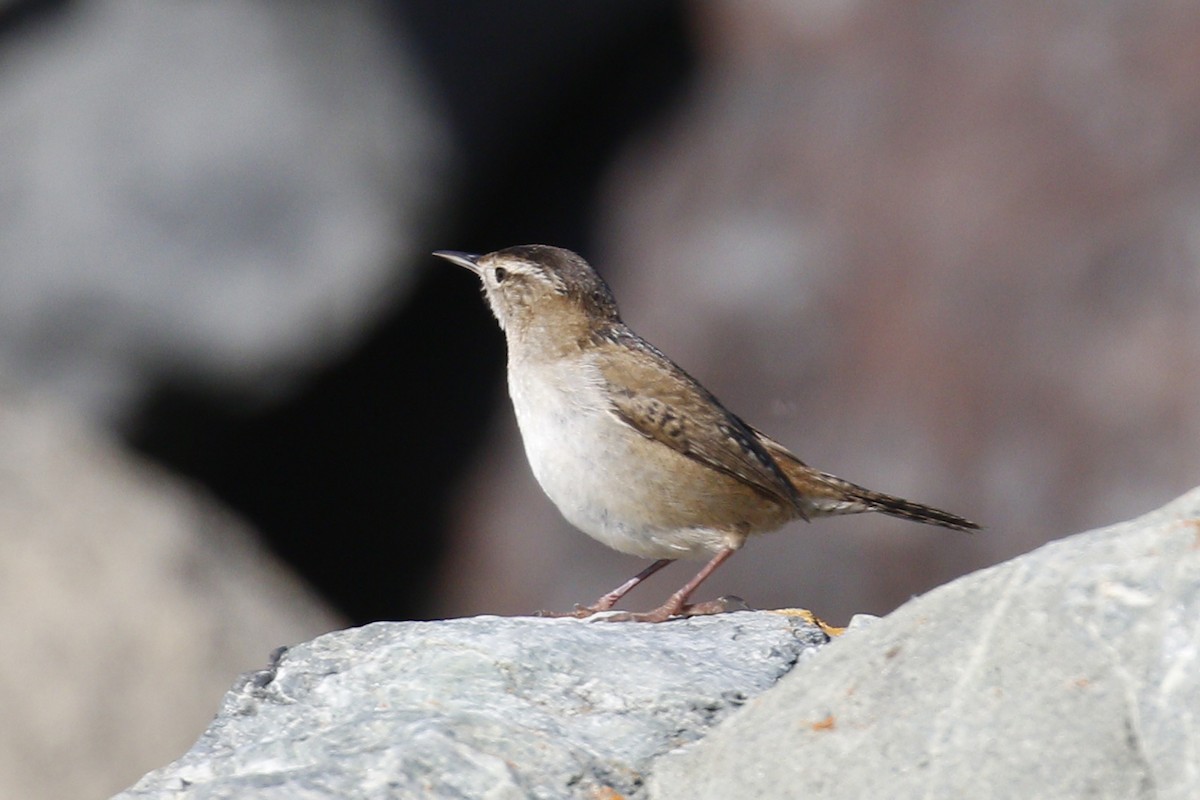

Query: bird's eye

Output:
[494, 267, 507, 283]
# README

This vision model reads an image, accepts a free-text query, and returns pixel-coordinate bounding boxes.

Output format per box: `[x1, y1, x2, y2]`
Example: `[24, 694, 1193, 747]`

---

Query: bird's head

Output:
[434, 245, 620, 345]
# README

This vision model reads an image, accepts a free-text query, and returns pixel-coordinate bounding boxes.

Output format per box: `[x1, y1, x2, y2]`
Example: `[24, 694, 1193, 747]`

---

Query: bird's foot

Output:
[599, 595, 749, 623]
[533, 601, 616, 619]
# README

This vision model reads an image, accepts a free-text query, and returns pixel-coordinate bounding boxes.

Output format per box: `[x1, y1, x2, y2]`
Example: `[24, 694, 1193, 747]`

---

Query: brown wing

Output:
[597, 328, 803, 512]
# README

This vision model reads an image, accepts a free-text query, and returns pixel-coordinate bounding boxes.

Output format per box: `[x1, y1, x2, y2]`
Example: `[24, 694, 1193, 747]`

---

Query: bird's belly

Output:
[508, 364, 787, 559]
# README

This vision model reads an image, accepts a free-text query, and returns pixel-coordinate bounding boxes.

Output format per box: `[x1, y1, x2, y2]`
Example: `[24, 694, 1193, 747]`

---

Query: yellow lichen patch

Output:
[810, 714, 836, 731]
[588, 788, 625, 800]
[770, 608, 846, 637]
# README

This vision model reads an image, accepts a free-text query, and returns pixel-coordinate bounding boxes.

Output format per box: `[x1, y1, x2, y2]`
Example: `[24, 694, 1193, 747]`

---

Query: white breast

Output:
[506, 353, 723, 560]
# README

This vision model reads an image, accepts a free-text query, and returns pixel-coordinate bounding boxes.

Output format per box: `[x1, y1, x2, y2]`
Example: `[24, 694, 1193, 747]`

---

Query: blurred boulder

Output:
[0, 391, 343, 800]
[0, 0, 446, 420]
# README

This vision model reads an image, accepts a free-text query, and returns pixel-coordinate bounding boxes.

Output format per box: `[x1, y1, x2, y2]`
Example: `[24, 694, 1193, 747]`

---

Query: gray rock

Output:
[649, 487, 1200, 800]
[115, 613, 828, 799]
[113, 490, 1200, 799]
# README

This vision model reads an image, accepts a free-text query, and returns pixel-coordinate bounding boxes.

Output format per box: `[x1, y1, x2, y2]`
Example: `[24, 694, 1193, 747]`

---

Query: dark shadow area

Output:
[125, 1, 695, 623]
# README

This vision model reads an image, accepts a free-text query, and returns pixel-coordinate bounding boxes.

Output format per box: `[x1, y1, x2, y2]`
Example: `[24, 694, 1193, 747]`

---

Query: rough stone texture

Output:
[650, 487, 1200, 799]
[111, 490, 1200, 798]
[0, 392, 343, 800]
[115, 613, 828, 799]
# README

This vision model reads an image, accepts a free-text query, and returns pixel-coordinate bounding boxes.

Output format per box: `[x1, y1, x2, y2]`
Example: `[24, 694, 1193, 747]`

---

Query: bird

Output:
[434, 245, 979, 622]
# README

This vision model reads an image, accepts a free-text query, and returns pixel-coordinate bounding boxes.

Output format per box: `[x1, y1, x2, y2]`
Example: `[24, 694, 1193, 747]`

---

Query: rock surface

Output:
[650, 487, 1200, 799]
[115, 613, 828, 799]
[114, 488, 1200, 799]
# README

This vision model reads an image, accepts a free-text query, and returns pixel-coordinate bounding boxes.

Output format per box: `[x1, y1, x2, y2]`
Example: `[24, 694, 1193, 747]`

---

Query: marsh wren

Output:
[435, 245, 978, 623]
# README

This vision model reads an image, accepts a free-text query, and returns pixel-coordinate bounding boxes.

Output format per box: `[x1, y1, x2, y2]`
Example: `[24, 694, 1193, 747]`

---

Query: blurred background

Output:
[1, 1, 1198, 797]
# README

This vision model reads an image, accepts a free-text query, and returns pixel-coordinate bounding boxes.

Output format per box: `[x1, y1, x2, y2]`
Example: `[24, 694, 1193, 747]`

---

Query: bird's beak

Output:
[432, 250, 481, 275]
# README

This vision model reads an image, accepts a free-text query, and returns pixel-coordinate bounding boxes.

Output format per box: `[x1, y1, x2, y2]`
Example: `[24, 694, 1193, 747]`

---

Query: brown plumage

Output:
[435, 244, 980, 622]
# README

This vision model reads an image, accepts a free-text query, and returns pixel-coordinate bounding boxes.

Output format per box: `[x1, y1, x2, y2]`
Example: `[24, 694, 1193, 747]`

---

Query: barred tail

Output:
[837, 483, 980, 532]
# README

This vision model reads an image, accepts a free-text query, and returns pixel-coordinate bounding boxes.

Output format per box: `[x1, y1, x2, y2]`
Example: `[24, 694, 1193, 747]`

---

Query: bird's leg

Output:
[604, 548, 737, 623]
[582, 558, 674, 613]
[535, 558, 674, 618]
